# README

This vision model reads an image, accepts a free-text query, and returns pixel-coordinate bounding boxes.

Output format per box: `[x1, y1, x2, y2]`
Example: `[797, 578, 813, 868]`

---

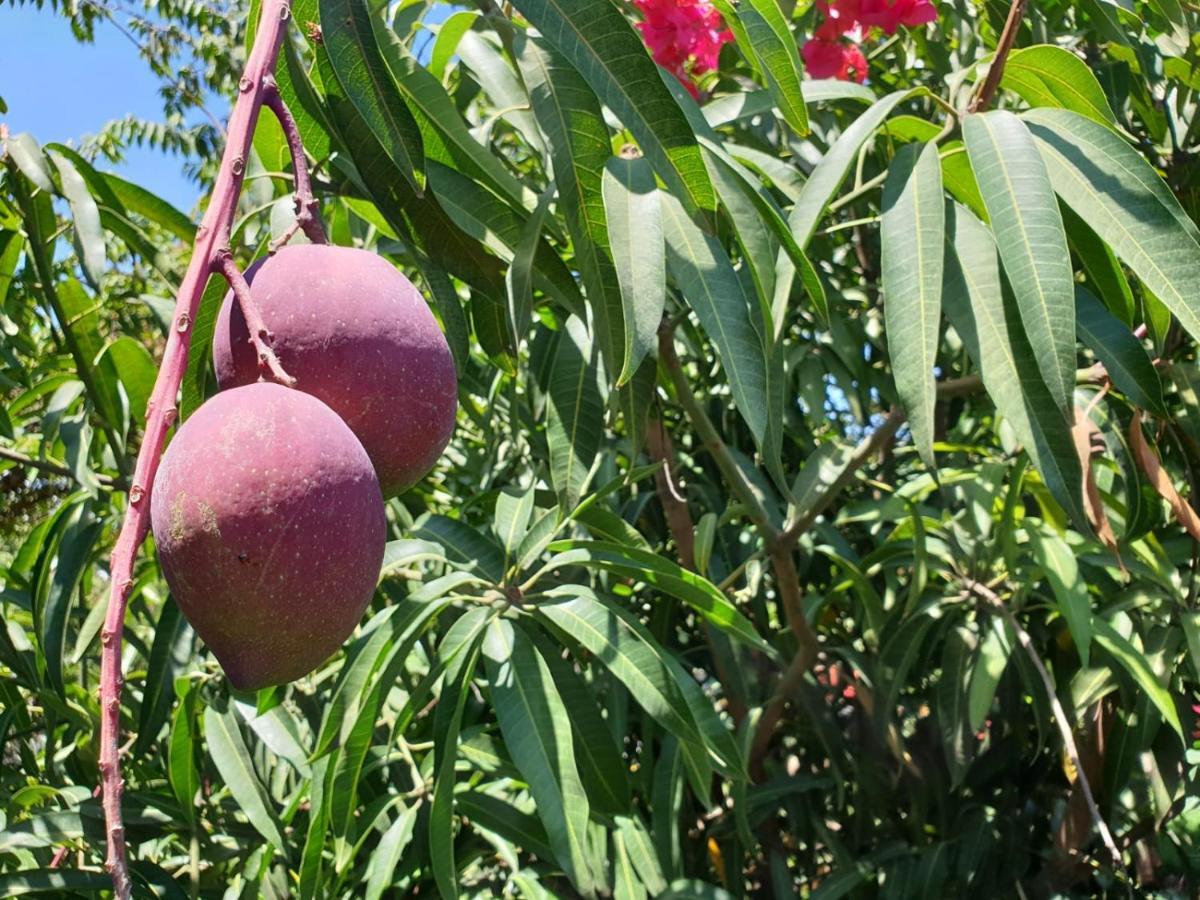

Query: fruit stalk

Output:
[98, 3, 296, 896]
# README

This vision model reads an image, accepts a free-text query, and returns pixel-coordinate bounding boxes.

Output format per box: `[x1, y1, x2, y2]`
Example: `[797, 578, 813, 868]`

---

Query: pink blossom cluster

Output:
[804, 0, 938, 83]
[634, 0, 734, 98]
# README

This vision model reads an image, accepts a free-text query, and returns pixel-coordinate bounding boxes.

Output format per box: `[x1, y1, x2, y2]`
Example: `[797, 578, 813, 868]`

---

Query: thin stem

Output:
[262, 77, 327, 249]
[0, 445, 117, 487]
[214, 252, 296, 386]
[963, 579, 1124, 872]
[968, 0, 1028, 113]
[98, 4, 295, 897]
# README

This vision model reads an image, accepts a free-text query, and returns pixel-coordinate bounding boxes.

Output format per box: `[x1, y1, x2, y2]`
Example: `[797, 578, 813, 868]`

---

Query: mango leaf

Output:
[968, 619, 1012, 731]
[47, 150, 106, 287]
[494, 487, 536, 574]
[546, 315, 605, 511]
[483, 619, 596, 896]
[535, 589, 718, 768]
[941, 203, 1086, 528]
[603, 154, 665, 386]
[1024, 108, 1200, 347]
[413, 515, 506, 582]
[881, 141, 944, 471]
[716, 0, 808, 135]
[1027, 528, 1092, 667]
[204, 703, 287, 852]
[662, 192, 768, 445]
[507, 0, 715, 213]
[169, 679, 200, 825]
[774, 89, 925, 309]
[1000, 45, 1117, 127]
[1075, 287, 1165, 413]
[5, 132, 54, 191]
[430, 608, 491, 900]
[319, 0, 425, 193]
[429, 10, 478, 81]
[134, 598, 194, 756]
[517, 35, 630, 382]
[938, 625, 976, 787]
[548, 540, 775, 658]
[1092, 618, 1183, 739]
[964, 110, 1075, 411]
[98, 336, 157, 425]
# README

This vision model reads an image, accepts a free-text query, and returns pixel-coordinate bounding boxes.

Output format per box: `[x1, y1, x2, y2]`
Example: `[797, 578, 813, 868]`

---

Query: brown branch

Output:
[964, 579, 1124, 872]
[968, 0, 1029, 113]
[214, 252, 296, 387]
[262, 76, 327, 249]
[97, 4, 296, 896]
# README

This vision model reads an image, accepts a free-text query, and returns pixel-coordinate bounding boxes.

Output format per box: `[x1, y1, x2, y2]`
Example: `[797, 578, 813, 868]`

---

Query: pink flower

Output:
[802, 37, 868, 83]
[858, 0, 937, 34]
[634, 0, 733, 97]
[815, 0, 864, 37]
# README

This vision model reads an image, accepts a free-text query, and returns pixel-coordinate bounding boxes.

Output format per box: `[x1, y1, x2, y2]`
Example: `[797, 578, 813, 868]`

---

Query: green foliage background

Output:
[3, 0, 1200, 896]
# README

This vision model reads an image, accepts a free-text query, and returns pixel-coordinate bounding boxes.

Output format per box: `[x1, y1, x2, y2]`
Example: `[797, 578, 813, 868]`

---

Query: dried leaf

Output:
[1129, 409, 1200, 541]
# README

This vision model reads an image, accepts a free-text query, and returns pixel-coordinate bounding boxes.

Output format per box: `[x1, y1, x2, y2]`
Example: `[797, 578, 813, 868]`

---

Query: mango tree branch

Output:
[215, 251, 296, 386]
[98, 4, 294, 896]
[0, 445, 117, 487]
[262, 76, 327, 248]
[968, 0, 1028, 113]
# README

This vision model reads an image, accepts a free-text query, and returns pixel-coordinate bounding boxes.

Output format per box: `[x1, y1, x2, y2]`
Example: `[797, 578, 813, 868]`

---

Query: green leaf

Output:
[1028, 529, 1092, 667]
[517, 34, 631, 382]
[546, 314, 605, 511]
[1092, 618, 1183, 739]
[98, 336, 157, 424]
[429, 10, 478, 81]
[363, 802, 418, 900]
[881, 141, 944, 471]
[507, 0, 715, 213]
[0, 870, 111, 895]
[723, 0, 808, 135]
[774, 89, 924, 309]
[457, 30, 547, 157]
[507, 186, 555, 349]
[46, 150, 106, 287]
[5, 132, 54, 192]
[413, 515, 506, 582]
[1024, 108, 1200, 347]
[430, 608, 491, 900]
[615, 814, 669, 894]
[535, 589, 718, 767]
[181, 275, 226, 420]
[204, 702, 287, 852]
[964, 110, 1075, 411]
[938, 625, 976, 787]
[169, 679, 200, 825]
[530, 625, 631, 814]
[1075, 287, 1165, 413]
[101, 172, 196, 244]
[483, 619, 596, 895]
[662, 192, 768, 445]
[941, 203, 1086, 527]
[548, 540, 775, 658]
[1001, 45, 1117, 127]
[134, 598, 194, 757]
[702, 81, 873, 128]
[603, 154, 665, 386]
[299, 754, 335, 900]
[1062, 204, 1136, 326]
[968, 619, 1012, 731]
[319, 0, 425, 193]
[494, 487, 535, 574]
[40, 507, 101, 697]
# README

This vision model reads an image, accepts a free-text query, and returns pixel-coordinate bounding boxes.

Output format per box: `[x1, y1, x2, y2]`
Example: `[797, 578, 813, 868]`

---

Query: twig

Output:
[214, 252, 296, 386]
[97, 4, 295, 897]
[262, 76, 327, 249]
[968, 0, 1029, 113]
[963, 578, 1124, 872]
[0, 445, 117, 487]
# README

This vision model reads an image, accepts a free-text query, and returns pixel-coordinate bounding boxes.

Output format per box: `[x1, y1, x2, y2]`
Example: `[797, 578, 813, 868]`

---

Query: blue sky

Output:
[0, 3, 460, 217]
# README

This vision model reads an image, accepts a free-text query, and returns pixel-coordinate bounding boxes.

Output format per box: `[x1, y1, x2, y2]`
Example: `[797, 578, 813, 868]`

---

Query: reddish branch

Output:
[262, 77, 328, 249]
[98, 3, 304, 897]
[215, 251, 296, 386]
